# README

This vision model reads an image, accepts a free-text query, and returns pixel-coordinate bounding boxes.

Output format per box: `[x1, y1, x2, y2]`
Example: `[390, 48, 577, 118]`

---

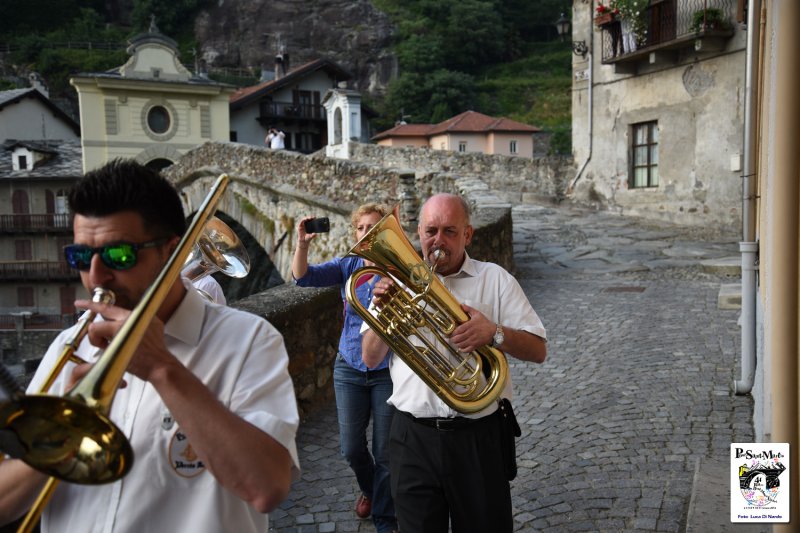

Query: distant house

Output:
[371, 110, 540, 158]
[0, 139, 83, 330]
[229, 56, 355, 153]
[0, 88, 80, 142]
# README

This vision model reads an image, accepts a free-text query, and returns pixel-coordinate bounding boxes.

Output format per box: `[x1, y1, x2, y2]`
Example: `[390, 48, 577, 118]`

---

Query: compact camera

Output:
[304, 217, 330, 233]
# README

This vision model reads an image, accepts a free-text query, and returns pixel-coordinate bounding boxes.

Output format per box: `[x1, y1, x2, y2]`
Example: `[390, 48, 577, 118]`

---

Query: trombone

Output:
[0, 174, 232, 531]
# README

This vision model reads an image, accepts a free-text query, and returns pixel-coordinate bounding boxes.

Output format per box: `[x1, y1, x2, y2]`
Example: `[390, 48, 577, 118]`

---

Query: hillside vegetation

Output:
[0, 0, 573, 153]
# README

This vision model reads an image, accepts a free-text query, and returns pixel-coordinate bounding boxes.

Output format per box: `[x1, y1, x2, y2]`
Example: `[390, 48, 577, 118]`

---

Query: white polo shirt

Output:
[27, 283, 300, 533]
[363, 254, 546, 419]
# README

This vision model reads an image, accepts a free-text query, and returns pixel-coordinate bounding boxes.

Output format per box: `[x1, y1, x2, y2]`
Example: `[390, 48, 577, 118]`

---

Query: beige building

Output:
[70, 25, 234, 172]
[567, 0, 746, 229]
[372, 110, 539, 158]
[744, 1, 799, 523]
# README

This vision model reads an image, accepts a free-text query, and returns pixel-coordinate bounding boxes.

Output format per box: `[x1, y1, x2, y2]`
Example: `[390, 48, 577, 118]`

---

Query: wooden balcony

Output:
[0, 213, 72, 233]
[597, 0, 737, 70]
[258, 101, 325, 123]
[0, 261, 79, 281]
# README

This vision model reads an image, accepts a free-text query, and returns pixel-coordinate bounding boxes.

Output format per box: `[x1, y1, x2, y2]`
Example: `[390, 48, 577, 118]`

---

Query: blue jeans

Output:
[333, 355, 397, 533]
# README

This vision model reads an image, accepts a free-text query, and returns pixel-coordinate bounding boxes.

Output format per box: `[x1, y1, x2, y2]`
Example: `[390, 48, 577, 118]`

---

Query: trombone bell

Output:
[0, 396, 131, 483]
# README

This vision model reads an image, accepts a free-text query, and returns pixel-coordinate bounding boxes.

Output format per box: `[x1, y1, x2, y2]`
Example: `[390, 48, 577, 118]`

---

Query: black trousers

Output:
[389, 410, 512, 533]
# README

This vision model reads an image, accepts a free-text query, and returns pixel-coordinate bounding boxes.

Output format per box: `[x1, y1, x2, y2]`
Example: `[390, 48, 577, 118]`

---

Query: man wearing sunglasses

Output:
[0, 159, 300, 533]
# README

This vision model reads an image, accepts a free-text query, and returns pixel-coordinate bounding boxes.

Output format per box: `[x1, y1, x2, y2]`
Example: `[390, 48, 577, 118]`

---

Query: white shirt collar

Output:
[163, 279, 206, 347]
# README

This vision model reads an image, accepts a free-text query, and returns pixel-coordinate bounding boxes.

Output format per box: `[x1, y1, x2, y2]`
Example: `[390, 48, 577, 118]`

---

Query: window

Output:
[458, 141, 467, 152]
[17, 155, 28, 169]
[15, 240, 32, 260]
[510, 140, 518, 154]
[141, 100, 178, 141]
[18, 287, 34, 307]
[631, 121, 659, 188]
[147, 105, 170, 134]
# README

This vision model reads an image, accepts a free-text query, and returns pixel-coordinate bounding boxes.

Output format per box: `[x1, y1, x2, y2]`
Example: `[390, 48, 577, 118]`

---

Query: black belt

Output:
[401, 409, 496, 431]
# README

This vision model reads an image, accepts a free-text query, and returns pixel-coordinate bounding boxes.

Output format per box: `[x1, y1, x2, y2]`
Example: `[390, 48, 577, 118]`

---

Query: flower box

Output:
[594, 12, 617, 26]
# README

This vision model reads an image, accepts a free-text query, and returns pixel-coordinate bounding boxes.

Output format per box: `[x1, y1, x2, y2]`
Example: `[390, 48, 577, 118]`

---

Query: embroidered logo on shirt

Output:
[168, 429, 206, 478]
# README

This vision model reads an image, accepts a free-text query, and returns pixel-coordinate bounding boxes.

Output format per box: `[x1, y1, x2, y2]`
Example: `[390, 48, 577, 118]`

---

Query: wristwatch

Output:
[492, 323, 504, 347]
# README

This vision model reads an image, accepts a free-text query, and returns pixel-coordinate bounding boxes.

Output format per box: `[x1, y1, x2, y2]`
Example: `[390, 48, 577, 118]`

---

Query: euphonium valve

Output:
[344, 214, 508, 414]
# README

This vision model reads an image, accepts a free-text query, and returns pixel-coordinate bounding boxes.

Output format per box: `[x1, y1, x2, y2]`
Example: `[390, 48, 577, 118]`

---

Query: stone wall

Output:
[347, 142, 573, 204]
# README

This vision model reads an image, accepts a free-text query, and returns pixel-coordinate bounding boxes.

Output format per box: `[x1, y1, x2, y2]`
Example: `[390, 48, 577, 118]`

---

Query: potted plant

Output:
[614, 0, 649, 48]
[594, 1, 620, 26]
[690, 8, 729, 33]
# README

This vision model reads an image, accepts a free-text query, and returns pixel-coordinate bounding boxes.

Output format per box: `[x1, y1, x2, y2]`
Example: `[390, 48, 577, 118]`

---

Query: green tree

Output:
[130, 0, 208, 37]
[383, 68, 476, 125]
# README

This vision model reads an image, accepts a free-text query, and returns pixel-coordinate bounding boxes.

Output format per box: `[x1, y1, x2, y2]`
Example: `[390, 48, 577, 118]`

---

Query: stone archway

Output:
[135, 144, 183, 167]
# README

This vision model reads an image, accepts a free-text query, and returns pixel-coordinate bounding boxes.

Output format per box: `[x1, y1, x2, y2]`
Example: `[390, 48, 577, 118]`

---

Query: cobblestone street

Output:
[270, 202, 760, 532]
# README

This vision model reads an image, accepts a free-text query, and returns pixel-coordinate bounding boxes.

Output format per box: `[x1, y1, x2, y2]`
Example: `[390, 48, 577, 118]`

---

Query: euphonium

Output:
[183, 216, 250, 294]
[0, 174, 231, 485]
[344, 214, 508, 414]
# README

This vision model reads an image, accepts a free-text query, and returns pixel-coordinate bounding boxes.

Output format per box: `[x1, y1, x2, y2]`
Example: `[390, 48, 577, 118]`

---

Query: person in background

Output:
[362, 193, 547, 533]
[293, 204, 399, 533]
[0, 159, 300, 533]
[266, 127, 286, 150]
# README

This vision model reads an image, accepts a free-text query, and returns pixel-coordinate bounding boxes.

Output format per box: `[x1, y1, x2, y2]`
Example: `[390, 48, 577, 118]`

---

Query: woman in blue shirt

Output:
[292, 203, 398, 533]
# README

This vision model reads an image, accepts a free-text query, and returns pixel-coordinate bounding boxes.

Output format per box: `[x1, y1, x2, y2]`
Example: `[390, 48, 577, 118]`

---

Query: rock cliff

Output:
[194, 0, 397, 95]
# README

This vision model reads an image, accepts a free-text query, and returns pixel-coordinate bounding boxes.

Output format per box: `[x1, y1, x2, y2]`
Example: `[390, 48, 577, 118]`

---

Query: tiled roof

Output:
[370, 123, 434, 140]
[427, 110, 540, 135]
[372, 110, 540, 141]
[0, 139, 83, 179]
[0, 88, 36, 107]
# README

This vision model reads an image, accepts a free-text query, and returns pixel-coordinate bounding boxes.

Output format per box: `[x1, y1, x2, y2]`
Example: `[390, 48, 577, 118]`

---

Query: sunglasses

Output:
[64, 238, 169, 271]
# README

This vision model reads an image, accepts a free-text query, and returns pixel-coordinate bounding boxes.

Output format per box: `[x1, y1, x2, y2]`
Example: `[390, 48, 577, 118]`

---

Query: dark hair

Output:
[68, 159, 186, 237]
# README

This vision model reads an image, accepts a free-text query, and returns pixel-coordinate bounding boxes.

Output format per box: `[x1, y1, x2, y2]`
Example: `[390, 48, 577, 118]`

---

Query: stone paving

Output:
[270, 202, 761, 533]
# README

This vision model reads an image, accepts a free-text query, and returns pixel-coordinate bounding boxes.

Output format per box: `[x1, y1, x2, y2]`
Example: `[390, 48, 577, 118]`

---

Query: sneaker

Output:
[355, 493, 371, 518]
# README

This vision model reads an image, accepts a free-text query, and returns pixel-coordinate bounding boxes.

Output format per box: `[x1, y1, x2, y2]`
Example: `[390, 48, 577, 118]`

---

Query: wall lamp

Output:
[556, 13, 589, 58]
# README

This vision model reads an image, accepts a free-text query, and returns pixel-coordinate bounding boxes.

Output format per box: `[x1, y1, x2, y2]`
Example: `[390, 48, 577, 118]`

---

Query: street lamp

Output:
[556, 12, 589, 59]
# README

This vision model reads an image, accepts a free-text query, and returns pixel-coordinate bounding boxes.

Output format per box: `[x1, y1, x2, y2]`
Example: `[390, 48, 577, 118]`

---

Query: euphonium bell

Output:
[183, 216, 250, 284]
[344, 214, 508, 414]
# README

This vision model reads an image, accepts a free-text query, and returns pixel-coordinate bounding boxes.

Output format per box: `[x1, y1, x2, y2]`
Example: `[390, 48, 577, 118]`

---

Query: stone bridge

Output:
[163, 141, 570, 294]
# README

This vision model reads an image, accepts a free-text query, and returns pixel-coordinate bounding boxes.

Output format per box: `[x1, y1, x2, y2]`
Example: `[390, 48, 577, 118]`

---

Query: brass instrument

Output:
[0, 174, 231, 489]
[38, 288, 115, 394]
[344, 214, 508, 414]
[183, 216, 250, 300]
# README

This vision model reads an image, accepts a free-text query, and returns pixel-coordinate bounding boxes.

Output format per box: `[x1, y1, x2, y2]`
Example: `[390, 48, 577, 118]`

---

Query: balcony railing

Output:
[0, 261, 78, 281]
[258, 101, 325, 122]
[598, 0, 736, 64]
[0, 213, 72, 232]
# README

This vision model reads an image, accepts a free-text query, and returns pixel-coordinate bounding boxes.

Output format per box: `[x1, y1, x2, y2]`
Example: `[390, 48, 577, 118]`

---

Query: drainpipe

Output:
[568, 49, 593, 194]
[734, 0, 762, 394]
